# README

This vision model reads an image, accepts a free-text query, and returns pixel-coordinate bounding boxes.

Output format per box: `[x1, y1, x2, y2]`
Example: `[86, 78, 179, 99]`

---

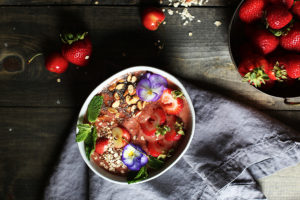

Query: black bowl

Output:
[228, 0, 300, 101]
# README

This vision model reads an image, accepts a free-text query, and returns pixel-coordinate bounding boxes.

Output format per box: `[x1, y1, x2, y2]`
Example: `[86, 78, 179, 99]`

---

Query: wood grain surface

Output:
[0, 1, 300, 200]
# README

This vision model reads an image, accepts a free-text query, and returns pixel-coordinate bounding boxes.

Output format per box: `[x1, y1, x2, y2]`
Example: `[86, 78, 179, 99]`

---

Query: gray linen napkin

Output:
[44, 81, 300, 200]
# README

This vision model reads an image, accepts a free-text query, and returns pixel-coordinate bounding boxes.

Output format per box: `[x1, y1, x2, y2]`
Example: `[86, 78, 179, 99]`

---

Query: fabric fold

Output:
[44, 81, 300, 200]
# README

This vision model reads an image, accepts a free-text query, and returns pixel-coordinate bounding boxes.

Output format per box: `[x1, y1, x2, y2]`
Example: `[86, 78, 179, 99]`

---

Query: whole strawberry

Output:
[61, 32, 92, 66]
[266, 56, 288, 81]
[238, 54, 271, 87]
[268, 0, 294, 9]
[45, 52, 69, 74]
[280, 23, 300, 52]
[292, 2, 300, 18]
[239, 0, 266, 23]
[252, 29, 279, 55]
[266, 5, 293, 30]
[286, 54, 300, 78]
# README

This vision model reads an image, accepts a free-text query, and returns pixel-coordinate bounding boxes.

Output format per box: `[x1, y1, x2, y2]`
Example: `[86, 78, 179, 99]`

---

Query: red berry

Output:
[140, 108, 166, 137]
[147, 141, 162, 157]
[61, 32, 92, 67]
[238, 55, 271, 87]
[142, 7, 165, 31]
[165, 129, 182, 141]
[95, 138, 109, 155]
[252, 29, 279, 55]
[266, 5, 293, 30]
[269, 0, 294, 9]
[280, 23, 300, 52]
[239, 0, 266, 23]
[152, 108, 166, 125]
[160, 89, 184, 115]
[292, 2, 300, 19]
[266, 56, 289, 81]
[45, 52, 69, 74]
[286, 54, 300, 78]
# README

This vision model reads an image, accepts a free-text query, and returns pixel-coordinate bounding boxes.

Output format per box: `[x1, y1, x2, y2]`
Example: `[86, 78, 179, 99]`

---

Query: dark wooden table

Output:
[1, 0, 300, 199]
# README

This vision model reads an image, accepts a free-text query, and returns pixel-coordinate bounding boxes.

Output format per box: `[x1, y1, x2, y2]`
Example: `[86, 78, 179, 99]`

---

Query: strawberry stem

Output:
[27, 53, 43, 64]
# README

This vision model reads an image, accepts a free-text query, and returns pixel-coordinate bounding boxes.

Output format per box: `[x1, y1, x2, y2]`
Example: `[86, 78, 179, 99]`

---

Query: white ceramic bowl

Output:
[77, 66, 196, 184]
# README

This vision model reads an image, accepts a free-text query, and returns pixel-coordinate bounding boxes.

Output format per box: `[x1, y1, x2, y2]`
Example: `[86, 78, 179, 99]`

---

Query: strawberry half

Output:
[61, 32, 92, 67]
[160, 89, 184, 115]
[95, 138, 109, 155]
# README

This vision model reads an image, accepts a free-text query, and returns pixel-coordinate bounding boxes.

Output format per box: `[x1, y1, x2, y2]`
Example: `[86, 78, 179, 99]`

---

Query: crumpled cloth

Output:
[44, 81, 300, 200]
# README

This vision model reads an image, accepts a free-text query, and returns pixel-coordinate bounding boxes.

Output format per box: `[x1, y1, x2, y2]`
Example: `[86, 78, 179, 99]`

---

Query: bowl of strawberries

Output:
[229, 0, 300, 101]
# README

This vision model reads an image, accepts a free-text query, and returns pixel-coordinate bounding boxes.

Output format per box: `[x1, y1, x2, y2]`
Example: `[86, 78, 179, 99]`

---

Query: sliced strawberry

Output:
[160, 89, 184, 115]
[140, 120, 156, 137]
[152, 108, 166, 125]
[147, 141, 162, 157]
[165, 129, 182, 141]
[95, 138, 109, 155]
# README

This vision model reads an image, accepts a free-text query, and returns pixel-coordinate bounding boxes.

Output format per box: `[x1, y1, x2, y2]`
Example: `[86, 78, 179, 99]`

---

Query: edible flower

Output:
[122, 144, 148, 171]
[136, 73, 167, 102]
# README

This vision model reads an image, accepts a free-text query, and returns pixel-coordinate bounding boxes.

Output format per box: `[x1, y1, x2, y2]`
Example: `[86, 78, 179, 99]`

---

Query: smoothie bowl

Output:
[76, 66, 195, 184]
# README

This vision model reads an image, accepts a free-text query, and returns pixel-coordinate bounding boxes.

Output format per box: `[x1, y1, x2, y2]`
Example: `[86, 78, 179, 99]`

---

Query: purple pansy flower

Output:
[121, 144, 148, 171]
[136, 73, 167, 102]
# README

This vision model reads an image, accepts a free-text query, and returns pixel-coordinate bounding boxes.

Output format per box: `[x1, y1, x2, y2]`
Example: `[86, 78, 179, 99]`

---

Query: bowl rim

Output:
[77, 66, 196, 184]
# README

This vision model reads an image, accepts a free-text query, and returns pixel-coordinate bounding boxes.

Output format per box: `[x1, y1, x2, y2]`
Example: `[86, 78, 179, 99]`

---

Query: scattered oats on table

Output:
[214, 21, 222, 27]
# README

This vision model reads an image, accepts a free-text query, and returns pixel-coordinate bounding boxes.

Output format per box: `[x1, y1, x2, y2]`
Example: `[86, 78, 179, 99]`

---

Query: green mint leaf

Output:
[76, 124, 92, 142]
[147, 156, 164, 169]
[84, 126, 97, 160]
[87, 95, 103, 123]
[155, 125, 170, 137]
[127, 166, 148, 184]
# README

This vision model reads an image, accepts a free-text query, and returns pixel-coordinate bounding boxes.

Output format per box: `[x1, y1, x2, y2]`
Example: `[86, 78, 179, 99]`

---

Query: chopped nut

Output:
[108, 107, 118, 114]
[127, 74, 132, 82]
[128, 85, 135, 95]
[116, 113, 120, 118]
[125, 95, 131, 105]
[137, 101, 143, 110]
[131, 105, 137, 113]
[142, 101, 148, 108]
[112, 100, 120, 108]
[131, 76, 137, 83]
[134, 111, 142, 118]
[123, 89, 129, 97]
[114, 92, 120, 100]
[109, 83, 116, 91]
[118, 79, 125, 83]
[116, 84, 125, 90]
[129, 95, 139, 104]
